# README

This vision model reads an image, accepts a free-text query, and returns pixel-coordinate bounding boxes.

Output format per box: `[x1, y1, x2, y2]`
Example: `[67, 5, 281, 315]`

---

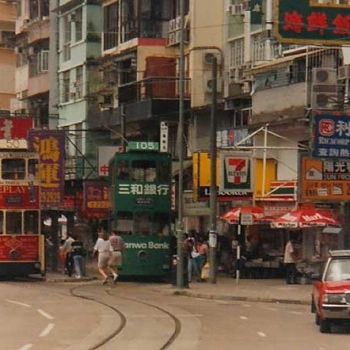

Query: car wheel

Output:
[315, 312, 320, 325]
[319, 318, 331, 333]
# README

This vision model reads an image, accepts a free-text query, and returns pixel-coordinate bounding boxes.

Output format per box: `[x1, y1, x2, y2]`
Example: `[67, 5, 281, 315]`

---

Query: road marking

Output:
[5, 299, 31, 308]
[240, 316, 248, 320]
[257, 331, 267, 337]
[264, 307, 277, 311]
[18, 344, 33, 350]
[290, 311, 303, 315]
[242, 304, 251, 307]
[39, 323, 55, 337]
[37, 309, 54, 320]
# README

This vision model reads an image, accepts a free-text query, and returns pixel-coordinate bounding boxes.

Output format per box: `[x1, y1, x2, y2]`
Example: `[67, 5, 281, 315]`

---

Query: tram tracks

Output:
[70, 283, 182, 350]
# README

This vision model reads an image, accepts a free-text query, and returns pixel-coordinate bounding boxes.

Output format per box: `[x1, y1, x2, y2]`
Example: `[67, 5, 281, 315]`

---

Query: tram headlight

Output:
[9, 250, 19, 260]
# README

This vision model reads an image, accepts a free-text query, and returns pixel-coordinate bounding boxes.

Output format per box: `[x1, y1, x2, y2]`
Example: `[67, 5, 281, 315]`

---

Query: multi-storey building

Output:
[0, 0, 16, 115]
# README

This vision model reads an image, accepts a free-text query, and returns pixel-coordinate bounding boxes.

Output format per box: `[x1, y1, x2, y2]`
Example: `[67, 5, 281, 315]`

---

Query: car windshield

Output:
[325, 258, 350, 281]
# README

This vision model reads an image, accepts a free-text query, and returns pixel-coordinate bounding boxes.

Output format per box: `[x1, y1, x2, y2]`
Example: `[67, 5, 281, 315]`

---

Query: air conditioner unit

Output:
[204, 76, 222, 93]
[230, 67, 244, 82]
[311, 92, 339, 110]
[42, 16, 49, 21]
[312, 68, 337, 85]
[338, 66, 350, 80]
[203, 51, 221, 65]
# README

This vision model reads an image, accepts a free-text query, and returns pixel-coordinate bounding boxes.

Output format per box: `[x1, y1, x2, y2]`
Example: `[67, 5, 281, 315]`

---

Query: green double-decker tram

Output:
[109, 142, 173, 278]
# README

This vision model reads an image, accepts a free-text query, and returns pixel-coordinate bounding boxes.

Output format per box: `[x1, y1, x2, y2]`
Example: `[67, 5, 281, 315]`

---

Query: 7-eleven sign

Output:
[225, 157, 248, 184]
[220, 154, 252, 193]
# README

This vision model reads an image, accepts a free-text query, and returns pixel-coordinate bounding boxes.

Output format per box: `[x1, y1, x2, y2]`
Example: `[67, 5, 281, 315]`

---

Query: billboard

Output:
[0, 117, 34, 149]
[300, 153, 350, 201]
[98, 146, 123, 177]
[274, 0, 350, 45]
[82, 181, 110, 218]
[28, 130, 65, 209]
[311, 113, 350, 159]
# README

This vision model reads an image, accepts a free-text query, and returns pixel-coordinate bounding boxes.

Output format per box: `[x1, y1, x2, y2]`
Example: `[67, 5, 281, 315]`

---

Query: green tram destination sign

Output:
[128, 141, 159, 151]
[274, 0, 350, 45]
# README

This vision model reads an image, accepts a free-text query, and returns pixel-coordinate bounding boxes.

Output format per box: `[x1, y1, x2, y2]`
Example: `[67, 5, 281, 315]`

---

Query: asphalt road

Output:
[0, 279, 349, 350]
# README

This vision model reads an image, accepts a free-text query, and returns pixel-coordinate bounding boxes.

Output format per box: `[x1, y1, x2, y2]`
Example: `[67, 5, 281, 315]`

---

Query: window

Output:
[104, 3, 118, 50]
[131, 160, 156, 182]
[2, 159, 26, 180]
[230, 39, 244, 67]
[0, 211, 3, 234]
[6, 212, 22, 234]
[63, 15, 71, 61]
[75, 66, 83, 99]
[116, 212, 133, 234]
[117, 160, 129, 180]
[154, 212, 170, 236]
[24, 211, 39, 234]
[121, 0, 138, 42]
[37, 50, 49, 73]
[75, 8, 83, 42]
[28, 159, 39, 180]
[62, 71, 70, 103]
[134, 212, 152, 235]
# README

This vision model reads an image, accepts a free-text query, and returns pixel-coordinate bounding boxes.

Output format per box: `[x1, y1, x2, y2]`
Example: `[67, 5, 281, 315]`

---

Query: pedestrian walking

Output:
[108, 229, 126, 283]
[93, 229, 114, 285]
[71, 234, 85, 279]
[284, 238, 298, 284]
[62, 232, 74, 277]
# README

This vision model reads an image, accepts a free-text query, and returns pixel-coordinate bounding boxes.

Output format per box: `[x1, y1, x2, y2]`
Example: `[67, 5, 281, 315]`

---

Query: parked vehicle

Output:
[311, 250, 350, 333]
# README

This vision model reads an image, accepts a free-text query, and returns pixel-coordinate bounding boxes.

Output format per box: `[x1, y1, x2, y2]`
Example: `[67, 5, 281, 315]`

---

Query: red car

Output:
[311, 250, 350, 333]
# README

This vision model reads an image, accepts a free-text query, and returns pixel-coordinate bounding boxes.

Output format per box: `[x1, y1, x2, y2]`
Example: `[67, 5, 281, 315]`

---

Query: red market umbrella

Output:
[220, 206, 264, 224]
[272, 208, 339, 228]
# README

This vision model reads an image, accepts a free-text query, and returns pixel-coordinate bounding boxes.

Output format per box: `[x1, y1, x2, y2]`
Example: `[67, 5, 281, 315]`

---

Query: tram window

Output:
[131, 160, 156, 182]
[134, 212, 152, 235]
[24, 211, 39, 234]
[0, 211, 3, 234]
[116, 212, 133, 235]
[159, 161, 170, 182]
[154, 212, 170, 236]
[28, 159, 39, 180]
[117, 160, 129, 180]
[2, 159, 26, 180]
[6, 212, 22, 234]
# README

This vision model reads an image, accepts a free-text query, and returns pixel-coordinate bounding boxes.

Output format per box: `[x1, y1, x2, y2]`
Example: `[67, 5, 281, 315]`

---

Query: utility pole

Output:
[176, 0, 186, 288]
[209, 57, 218, 284]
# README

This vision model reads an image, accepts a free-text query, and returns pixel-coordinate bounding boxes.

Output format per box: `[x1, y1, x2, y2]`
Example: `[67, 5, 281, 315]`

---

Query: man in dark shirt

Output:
[71, 234, 85, 279]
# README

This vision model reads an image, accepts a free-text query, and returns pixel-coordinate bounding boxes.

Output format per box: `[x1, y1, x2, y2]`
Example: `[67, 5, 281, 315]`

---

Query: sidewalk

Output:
[43, 265, 312, 306]
[157, 276, 312, 305]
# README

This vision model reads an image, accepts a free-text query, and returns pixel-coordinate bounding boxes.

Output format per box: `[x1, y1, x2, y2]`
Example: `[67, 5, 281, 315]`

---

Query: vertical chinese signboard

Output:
[274, 0, 350, 45]
[28, 130, 65, 209]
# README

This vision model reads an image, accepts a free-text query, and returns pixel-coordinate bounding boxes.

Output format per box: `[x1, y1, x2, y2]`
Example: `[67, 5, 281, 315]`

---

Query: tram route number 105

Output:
[128, 141, 159, 151]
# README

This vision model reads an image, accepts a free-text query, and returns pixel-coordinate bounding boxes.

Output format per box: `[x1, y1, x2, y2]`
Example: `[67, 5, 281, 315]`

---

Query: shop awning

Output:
[322, 227, 342, 234]
[172, 159, 192, 176]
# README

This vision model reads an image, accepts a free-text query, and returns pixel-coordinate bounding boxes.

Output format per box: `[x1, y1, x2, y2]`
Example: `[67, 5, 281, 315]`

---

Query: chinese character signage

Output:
[311, 113, 350, 159]
[98, 146, 123, 177]
[83, 181, 110, 218]
[300, 153, 350, 201]
[275, 0, 350, 45]
[217, 128, 252, 148]
[28, 130, 65, 209]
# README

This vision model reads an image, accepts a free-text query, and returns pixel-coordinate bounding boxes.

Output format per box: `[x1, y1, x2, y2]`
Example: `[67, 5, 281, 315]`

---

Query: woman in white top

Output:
[93, 229, 116, 284]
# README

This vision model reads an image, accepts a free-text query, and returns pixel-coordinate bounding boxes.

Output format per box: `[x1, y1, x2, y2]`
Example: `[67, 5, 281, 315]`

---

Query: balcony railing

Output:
[118, 76, 191, 104]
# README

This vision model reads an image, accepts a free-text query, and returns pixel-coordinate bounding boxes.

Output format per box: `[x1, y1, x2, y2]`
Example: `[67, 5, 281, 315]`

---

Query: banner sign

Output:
[28, 130, 65, 209]
[83, 181, 110, 211]
[274, 0, 350, 45]
[217, 128, 252, 148]
[312, 113, 350, 159]
[219, 153, 252, 193]
[300, 153, 350, 201]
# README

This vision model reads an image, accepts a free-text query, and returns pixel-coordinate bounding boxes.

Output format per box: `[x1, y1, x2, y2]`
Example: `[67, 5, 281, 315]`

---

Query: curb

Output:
[155, 287, 310, 306]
